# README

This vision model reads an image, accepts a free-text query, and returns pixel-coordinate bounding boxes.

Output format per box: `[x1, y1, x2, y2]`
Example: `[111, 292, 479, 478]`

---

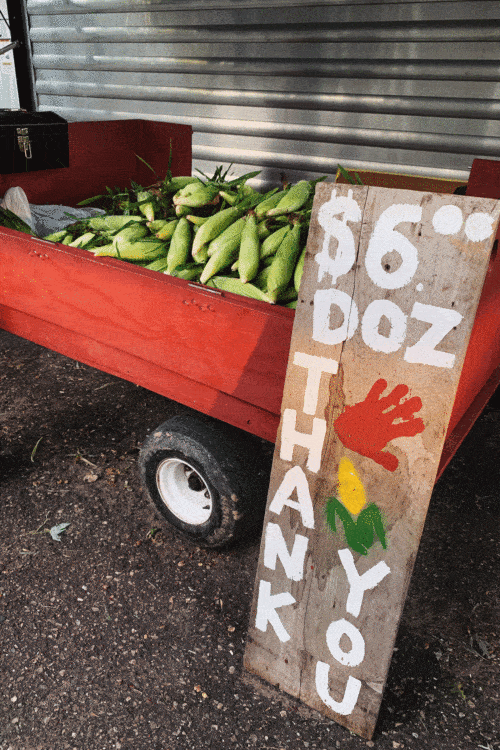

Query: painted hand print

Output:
[325, 457, 386, 556]
[334, 378, 425, 471]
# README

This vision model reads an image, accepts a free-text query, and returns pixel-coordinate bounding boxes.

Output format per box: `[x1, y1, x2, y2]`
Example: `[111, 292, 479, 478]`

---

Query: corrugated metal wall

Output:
[26, 0, 500, 185]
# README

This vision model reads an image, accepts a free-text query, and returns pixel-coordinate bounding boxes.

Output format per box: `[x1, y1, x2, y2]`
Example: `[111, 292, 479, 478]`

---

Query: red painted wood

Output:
[446, 158, 500, 437]
[0, 120, 192, 205]
[0, 305, 281, 443]
[437, 364, 500, 480]
[0, 227, 292, 436]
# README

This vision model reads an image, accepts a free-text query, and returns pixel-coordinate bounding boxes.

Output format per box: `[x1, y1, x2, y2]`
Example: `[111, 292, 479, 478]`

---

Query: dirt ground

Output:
[0, 328, 499, 750]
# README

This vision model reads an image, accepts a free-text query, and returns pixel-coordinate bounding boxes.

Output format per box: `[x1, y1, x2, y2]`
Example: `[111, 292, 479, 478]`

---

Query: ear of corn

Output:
[166, 217, 192, 273]
[186, 214, 209, 226]
[205, 216, 246, 260]
[257, 220, 272, 240]
[206, 275, 270, 302]
[88, 215, 144, 233]
[163, 175, 200, 194]
[279, 285, 299, 303]
[253, 265, 271, 291]
[173, 183, 220, 208]
[170, 263, 202, 281]
[193, 245, 209, 264]
[95, 238, 167, 261]
[69, 232, 96, 248]
[254, 189, 287, 220]
[191, 206, 243, 258]
[136, 191, 155, 222]
[113, 223, 149, 250]
[219, 190, 239, 206]
[238, 212, 260, 283]
[175, 204, 191, 217]
[200, 218, 247, 284]
[266, 180, 312, 217]
[294, 247, 307, 292]
[266, 221, 302, 302]
[260, 224, 291, 259]
[147, 219, 168, 232]
[145, 257, 171, 272]
[155, 219, 179, 240]
[43, 229, 70, 243]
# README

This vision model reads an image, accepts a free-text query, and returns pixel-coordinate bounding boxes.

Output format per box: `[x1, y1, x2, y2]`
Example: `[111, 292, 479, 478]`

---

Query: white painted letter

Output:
[361, 299, 407, 354]
[293, 351, 339, 415]
[255, 579, 295, 642]
[264, 523, 309, 582]
[365, 203, 421, 289]
[338, 548, 391, 618]
[313, 289, 358, 347]
[280, 409, 326, 473]
[316, 663, 361, 716]
[326, 618, 365, 667]
[315, 188, 361, 284]
[404, 301, 463, 369]
[269, 465, 315, 529]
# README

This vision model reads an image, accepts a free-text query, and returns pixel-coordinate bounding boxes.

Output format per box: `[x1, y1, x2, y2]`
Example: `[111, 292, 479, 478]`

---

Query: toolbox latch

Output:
[16, 127, 32, 159]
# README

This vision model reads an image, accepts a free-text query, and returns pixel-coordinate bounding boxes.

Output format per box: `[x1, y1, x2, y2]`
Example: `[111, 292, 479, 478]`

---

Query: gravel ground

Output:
[0, 329, 499, 750]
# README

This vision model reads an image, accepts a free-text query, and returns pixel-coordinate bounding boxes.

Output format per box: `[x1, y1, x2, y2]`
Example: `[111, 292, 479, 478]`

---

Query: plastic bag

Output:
[29, 203, 105, 237]
[0, 187, 35, 231]
[0, 185, 105, 237]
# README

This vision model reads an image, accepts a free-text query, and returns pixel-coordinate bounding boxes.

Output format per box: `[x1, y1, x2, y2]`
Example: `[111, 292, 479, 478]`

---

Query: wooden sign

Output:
[244, 184, 500, 739]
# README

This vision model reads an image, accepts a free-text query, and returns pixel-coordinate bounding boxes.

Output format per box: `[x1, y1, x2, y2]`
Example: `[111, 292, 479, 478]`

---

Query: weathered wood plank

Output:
[244, 183, 500, 739]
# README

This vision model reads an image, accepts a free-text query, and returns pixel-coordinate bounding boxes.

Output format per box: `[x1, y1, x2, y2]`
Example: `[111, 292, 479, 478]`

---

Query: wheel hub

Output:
[156, 458, 213, 526]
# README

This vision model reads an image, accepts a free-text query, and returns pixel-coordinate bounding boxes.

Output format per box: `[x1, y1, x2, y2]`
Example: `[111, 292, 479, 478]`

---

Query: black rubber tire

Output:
[139, 413, 272, 548]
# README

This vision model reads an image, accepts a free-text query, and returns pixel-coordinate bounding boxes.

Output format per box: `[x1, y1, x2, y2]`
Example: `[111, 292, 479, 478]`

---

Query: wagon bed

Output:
[1, 120, 500, 486]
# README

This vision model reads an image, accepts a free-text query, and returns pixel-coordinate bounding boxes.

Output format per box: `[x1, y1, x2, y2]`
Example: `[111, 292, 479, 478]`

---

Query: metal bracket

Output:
[0, 40, 20, 56]
[16, 127, 32, 159]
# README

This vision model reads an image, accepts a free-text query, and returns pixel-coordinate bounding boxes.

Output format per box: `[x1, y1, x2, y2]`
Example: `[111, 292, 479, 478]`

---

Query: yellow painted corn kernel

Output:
[337, 458, 367, 515]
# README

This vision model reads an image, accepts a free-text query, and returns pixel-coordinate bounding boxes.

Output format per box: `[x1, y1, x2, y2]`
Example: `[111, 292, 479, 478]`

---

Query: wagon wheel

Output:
[139, 414, 272, 548]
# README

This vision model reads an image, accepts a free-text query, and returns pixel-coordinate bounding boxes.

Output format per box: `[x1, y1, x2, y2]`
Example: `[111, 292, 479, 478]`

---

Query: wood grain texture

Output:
[244, 184, 500, 738]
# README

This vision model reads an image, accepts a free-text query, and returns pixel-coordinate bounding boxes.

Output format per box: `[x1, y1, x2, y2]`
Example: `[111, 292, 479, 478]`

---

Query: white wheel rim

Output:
[156, 458, 213, 526]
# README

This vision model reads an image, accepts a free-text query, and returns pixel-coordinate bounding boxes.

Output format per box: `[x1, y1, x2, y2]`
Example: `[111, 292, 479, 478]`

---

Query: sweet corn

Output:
[238, 212, 260, 283]
[95, 238, 166, 261]
[166, 217, 191, 273]
[266, 180, 312, 217]
[206, 275, 270, 302]
[254, 189, 286, 220]
[205, 216, 246, 259]
[294, 246, 307, 292]
[173, 183, 219, 208]
[163, 175, 200, 194]
[191, 206, 243, 258]
[266, 221, 302, 302]
[113, 223, 149, 251]
[69, 232, 96, 248]
[155, 219, 179, 240]
[260, 225, 291, 259]
[136, 191, 155, 223]
[200, 218, 246, 283]
[43, 229, 70, 243]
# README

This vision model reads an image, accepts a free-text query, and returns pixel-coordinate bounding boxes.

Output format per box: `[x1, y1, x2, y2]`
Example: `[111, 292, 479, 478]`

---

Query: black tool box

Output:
[0, 110, 69, 174]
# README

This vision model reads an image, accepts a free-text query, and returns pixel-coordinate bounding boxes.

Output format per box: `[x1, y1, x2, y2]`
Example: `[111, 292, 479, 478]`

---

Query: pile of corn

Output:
[43, 169, 330, 307]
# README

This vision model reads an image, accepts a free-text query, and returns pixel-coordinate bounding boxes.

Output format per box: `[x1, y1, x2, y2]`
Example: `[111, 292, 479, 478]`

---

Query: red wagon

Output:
[1, 120, 499, 546]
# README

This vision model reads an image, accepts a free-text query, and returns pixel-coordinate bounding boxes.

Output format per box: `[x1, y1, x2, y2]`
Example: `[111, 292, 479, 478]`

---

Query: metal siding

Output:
[26, 0, 500, 184]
